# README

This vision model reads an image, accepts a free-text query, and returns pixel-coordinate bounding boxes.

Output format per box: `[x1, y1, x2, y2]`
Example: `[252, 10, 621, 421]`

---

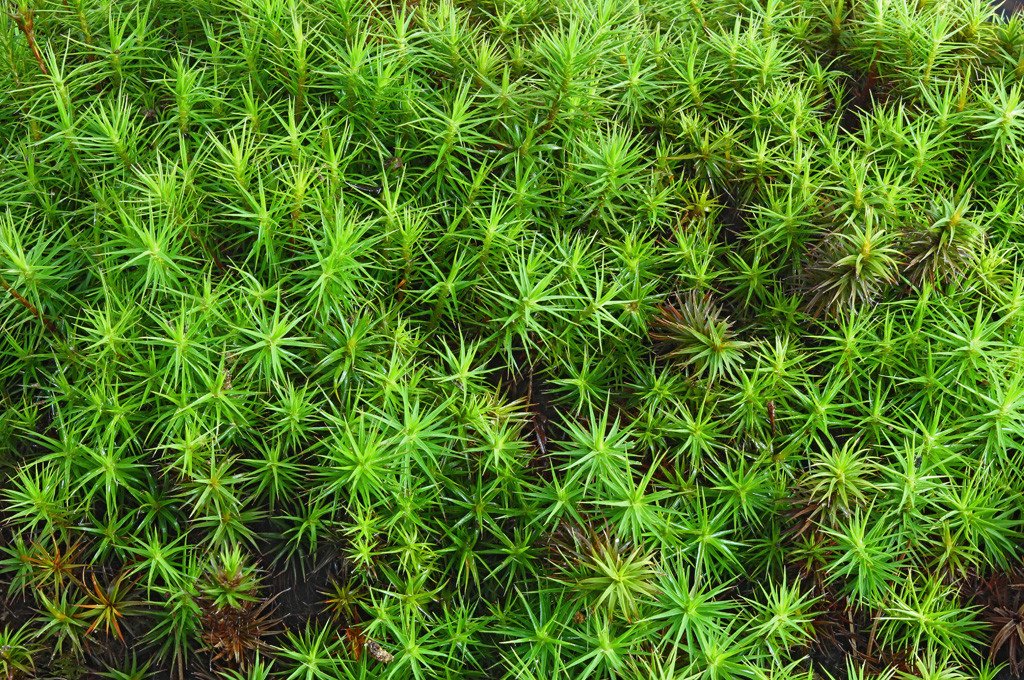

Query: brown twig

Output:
[865, 608, 881, 659]
[0, 276, 58, 335]
[8, 2, 49, 75]
[848, 608, 857, 653]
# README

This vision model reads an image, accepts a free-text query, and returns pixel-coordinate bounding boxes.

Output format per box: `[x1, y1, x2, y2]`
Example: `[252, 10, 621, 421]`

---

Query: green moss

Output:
[1, 0, 1023, 678]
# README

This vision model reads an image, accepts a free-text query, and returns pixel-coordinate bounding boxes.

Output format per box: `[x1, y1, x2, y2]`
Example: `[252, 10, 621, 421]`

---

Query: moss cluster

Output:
[3, 0, 1024, 678]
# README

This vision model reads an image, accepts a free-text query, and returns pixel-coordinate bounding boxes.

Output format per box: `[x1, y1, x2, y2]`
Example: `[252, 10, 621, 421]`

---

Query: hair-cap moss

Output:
[1, 0, 1023, 678]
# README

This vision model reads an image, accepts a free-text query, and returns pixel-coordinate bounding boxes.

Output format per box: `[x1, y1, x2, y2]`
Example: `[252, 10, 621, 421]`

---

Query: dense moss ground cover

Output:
[3, 0, 1024, 678]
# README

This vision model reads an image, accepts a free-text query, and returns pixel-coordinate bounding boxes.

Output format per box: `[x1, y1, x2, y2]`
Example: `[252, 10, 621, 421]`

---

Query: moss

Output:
[0, 0, 1023, 678]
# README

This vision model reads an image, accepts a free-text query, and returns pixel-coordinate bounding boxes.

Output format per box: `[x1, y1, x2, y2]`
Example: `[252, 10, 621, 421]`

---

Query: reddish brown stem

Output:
[0, 276, 57, 334]
[188, 227, 226, 274]
[865, 609, 881, 659]
[9, 3, 49, 75]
